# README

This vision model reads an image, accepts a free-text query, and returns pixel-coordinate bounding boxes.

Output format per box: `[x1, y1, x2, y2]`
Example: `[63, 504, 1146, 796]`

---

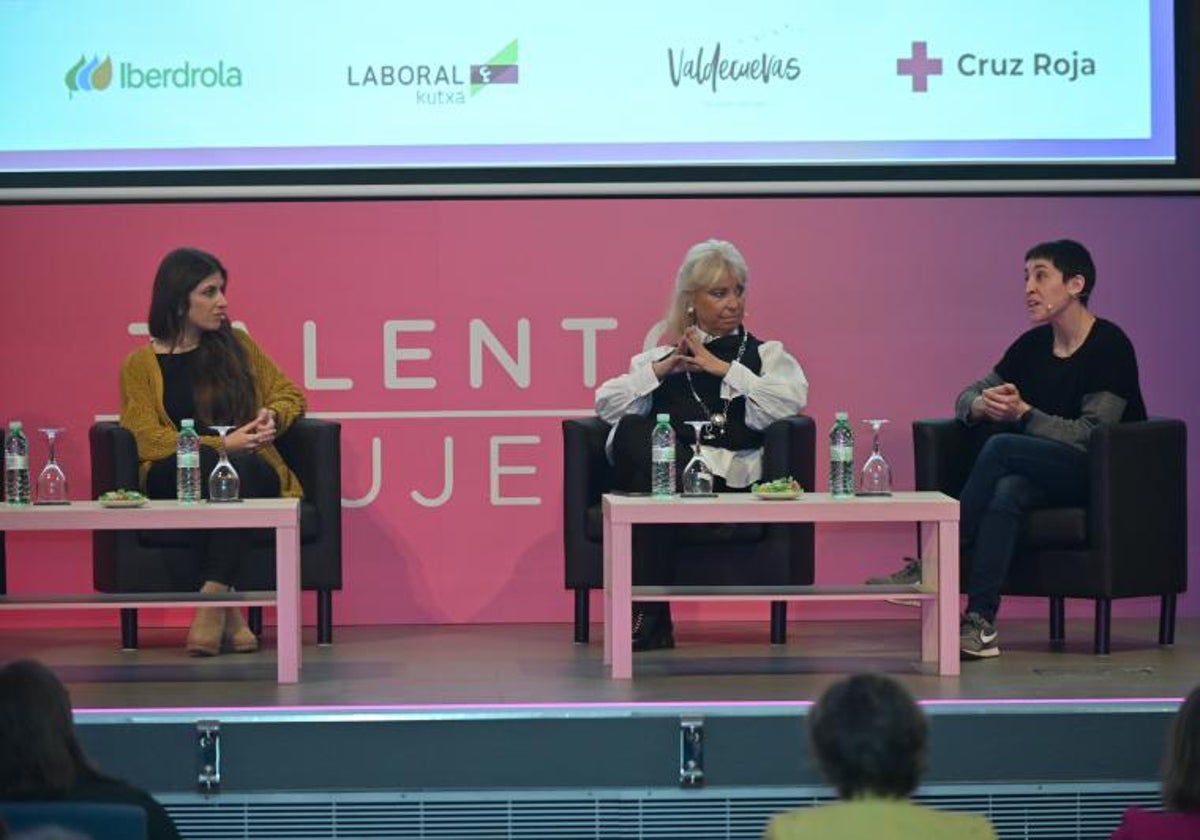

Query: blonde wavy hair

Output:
[664, 239, 750, 337]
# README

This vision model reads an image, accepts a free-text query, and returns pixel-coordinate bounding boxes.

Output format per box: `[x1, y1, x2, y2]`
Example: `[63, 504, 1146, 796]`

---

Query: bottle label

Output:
[5, 454, 28, 470]
[177, 452, 200, 469]
[652, 445, 675, 463]
[831, 444, 853, 462]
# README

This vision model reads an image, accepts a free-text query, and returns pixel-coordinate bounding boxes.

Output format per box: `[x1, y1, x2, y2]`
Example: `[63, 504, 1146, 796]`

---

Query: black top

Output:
[994, 318, 1146, 422]
[652, 330, 765, 451]
[155, 350, 198, 428]
[3, 774, 182, 840]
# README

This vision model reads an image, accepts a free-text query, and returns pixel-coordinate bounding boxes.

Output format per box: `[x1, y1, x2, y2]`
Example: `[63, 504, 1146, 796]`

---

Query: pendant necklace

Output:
[685, 330, 748, 440]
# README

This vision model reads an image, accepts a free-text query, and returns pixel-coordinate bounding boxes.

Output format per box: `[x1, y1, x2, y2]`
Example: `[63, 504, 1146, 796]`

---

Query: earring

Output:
[686, 305, 694, 314]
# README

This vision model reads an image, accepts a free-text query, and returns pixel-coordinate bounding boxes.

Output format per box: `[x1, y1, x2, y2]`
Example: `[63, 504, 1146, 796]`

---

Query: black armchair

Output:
[913, 418, 1187, 654]
[89, 418, 343, 648]
[563, 415, 816, 644]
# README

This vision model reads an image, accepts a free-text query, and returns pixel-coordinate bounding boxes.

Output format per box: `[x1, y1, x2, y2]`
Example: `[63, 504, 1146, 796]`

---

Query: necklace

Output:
[685, 330, 749, 440]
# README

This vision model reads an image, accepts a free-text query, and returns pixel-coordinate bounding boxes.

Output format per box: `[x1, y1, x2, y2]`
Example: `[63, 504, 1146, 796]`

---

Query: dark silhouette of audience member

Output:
[1111, 684, 1200, 839]
[0, 660, 181, 840]
[763, 673, 995, 839]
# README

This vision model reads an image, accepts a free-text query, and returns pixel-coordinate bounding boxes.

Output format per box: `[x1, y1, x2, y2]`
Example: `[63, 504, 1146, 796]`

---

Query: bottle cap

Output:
[835, 411, 849, 421]
[8, 420, 20, 431]
[656, 413, 670, 422]
[181, 418, 195, 429]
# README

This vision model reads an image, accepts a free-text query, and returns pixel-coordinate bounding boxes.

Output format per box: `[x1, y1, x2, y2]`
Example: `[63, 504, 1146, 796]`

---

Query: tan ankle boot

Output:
[224, 607, 259, 653]
[187, 581, 230, 656]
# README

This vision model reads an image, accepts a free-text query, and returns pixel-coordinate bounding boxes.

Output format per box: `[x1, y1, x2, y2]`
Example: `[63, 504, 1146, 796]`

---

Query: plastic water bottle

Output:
[650, 413, 676, 497]
[4, 421, 31, 505]
[176, 418, 202, 503]
[830, 411, 855, 499]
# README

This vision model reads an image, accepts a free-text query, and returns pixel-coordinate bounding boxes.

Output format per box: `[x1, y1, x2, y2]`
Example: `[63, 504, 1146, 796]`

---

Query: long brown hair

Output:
[147, 247, 259, 427]
[1164, 685, 1200, 812]
[0, 660, 106, 795]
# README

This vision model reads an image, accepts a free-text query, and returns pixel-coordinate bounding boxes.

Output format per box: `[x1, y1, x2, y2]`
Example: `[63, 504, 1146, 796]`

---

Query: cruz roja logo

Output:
[65, 55, 113, 97]
[897, 40, 1097, 92]
[346, 39, 519, 105]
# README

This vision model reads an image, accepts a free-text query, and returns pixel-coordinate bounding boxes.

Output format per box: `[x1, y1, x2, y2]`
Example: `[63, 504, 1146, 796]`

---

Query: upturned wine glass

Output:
[207, 425, 240, 502]
[858, 419, 893, 496]
[681, 420, 715, 496]
[35, 427, 69, 504]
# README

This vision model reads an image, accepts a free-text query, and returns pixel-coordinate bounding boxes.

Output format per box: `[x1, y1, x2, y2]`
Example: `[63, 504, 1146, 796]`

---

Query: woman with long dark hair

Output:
[0, 659, 181, 839]
[120, 247, 306, 656]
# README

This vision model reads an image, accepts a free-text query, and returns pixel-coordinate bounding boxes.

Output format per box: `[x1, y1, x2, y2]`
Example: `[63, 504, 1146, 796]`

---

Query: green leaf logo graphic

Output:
[65, 55, 85, 97]
[92, 56, 113, 90]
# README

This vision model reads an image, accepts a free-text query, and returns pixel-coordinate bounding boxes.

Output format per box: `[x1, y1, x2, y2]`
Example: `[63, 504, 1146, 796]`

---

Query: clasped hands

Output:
[222, 408, 278, 453]
[651, 327, 732, 381]
[974, 383, 1031, 424]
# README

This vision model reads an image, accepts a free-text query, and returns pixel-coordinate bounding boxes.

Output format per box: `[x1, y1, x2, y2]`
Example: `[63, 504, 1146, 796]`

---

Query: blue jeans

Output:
[959, 433, 1089, 622]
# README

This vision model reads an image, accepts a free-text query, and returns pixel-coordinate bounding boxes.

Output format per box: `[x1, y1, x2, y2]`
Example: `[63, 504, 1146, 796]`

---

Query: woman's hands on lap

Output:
[223, 408, 278, 453]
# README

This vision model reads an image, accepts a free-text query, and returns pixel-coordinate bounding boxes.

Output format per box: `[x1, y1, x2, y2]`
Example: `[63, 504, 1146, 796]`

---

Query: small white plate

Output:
[99, 498, 148, 508]
[752, 490, 802, 501]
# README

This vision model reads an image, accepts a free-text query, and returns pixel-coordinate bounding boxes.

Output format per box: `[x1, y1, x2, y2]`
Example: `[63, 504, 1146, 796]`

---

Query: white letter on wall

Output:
[490, 435, 540, 506]
[342, 437, 382, 508]
[412, 436, 453, 507]
[304, 320, 354, 390]
[470, 318, 530, 388]
[385, 319, 436, 390]
[561, 317, 618, 388]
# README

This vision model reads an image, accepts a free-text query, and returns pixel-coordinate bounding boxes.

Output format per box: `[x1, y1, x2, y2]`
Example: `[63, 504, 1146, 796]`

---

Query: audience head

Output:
[1163, 684, 1200, 812]
[147, 246, 229, 346]
[667, 239, 749, 337]
[0, 660, 98, 797]
[1024, 239, 1095, 306]
[808, 672, 928, 799]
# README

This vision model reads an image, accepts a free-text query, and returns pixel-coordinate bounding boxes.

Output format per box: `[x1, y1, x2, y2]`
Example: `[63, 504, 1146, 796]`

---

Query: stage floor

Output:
[5, 614, 1196, 710]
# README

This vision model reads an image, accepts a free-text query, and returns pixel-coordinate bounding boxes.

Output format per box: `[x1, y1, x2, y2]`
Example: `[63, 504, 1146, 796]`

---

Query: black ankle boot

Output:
[633, 604, 675, 652]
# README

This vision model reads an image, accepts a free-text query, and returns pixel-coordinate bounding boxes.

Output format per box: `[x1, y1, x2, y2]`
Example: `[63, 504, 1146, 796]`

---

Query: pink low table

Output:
[602, 491, 960, 678]
[0, 499, 302, 684]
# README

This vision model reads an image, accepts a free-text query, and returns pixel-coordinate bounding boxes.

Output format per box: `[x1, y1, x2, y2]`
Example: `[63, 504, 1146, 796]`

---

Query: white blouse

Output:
[594, 333, 809, 488]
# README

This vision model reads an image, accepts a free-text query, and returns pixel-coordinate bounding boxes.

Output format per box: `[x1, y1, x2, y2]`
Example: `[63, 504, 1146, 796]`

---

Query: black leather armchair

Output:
[563, 415, 816, 644]
[89, 418, 343, 648]
[913, 417, 1187, 654]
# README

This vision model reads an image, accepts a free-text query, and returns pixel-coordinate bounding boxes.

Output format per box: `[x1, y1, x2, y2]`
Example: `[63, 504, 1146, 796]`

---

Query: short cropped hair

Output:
[808, 673, 928, 799]
[1024, 239, 1095, 306]
[1163, 684, 1200, 812]
[665, 239, 749, 335]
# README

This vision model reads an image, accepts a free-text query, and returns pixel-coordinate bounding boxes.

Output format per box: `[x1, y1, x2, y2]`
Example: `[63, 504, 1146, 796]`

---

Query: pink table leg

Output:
[606, 520, 633, 679]
[274, 520, 302, 684]
[937, 519, 960, 676]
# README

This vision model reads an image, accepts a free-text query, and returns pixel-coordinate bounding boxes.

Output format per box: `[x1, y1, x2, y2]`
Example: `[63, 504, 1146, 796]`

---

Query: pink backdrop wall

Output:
[1, 195, 1196, 629]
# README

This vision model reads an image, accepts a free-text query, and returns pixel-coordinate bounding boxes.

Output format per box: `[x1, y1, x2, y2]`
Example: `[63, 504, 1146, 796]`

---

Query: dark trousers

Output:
[610, 414, 744, 587]
[145, 447, 282, 586]
[959, 433, 1089, 621]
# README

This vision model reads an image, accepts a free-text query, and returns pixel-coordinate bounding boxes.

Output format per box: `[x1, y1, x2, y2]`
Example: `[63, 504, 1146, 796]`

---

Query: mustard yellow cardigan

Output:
[119, 330, 307, 498]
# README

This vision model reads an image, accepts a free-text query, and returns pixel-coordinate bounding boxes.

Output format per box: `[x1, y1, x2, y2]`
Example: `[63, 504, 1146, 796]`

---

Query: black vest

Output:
[651, 331, 765, 451]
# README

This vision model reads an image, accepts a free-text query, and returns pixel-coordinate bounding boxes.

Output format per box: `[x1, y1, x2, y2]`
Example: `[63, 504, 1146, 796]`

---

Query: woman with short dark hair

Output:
[764, 673, 995, 839]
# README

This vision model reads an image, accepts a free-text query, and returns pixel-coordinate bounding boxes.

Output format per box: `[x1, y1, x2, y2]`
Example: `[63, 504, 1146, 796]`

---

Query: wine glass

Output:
[35, 427, 69, 504]
[207, 425, 240, 502]
[858, 419, 892, 496]
[681, 420, 715, 496]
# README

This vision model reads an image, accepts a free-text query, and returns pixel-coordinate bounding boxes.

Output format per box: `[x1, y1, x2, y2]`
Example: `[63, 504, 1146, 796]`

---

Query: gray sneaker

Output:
[866, 557, 922, 585]
[960, 611, 1000, 659]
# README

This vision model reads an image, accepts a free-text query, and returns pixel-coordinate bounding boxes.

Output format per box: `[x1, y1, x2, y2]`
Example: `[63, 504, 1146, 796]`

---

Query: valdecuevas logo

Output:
[65, 54, 113, 97]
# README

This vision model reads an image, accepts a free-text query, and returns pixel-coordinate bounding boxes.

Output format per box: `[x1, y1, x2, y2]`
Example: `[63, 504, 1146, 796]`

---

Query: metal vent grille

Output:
[162, 784, 1161, 840]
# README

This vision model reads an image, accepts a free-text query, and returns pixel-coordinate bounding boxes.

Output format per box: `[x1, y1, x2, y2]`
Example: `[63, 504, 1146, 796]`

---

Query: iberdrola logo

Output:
[65, 55, 113, 97]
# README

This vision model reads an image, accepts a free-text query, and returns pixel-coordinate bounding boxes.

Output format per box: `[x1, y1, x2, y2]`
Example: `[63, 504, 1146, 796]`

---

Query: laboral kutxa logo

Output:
[347, 38, 518, 105]
[65, 54, 243, 98]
